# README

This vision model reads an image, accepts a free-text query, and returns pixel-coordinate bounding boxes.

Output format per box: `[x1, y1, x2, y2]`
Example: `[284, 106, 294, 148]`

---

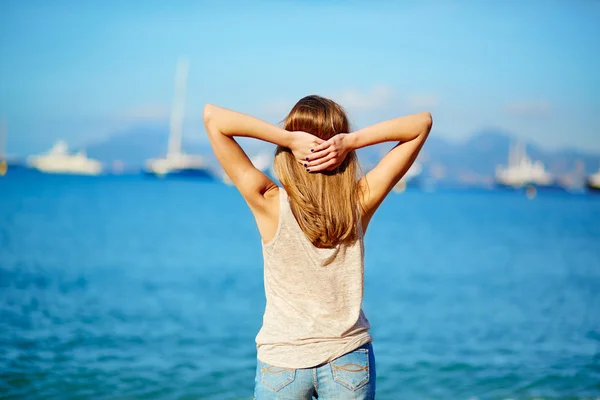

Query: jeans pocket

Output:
[330, 347, 370, 391]
[260, 362, 296, 392]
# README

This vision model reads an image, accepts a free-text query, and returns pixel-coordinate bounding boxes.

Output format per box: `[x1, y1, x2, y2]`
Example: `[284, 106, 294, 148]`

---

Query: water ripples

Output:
[1, 174, 599, 399]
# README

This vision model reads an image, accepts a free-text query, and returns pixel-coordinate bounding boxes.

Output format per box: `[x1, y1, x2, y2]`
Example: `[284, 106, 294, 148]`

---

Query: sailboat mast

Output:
[167, 58, 189, 157]
[514, 140, 523, 165]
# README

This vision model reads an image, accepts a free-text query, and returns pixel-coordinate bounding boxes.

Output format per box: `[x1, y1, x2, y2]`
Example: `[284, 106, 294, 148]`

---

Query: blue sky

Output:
[1, 0, 599, 156]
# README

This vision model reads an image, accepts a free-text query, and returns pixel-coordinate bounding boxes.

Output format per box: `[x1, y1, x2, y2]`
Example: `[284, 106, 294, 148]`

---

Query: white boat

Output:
[586, 166, 600, 192]
[145, 58, 213, 179]
[27, 140, 102, 175]
[393, 162, 422, 193]
[495, 141, 558, 189]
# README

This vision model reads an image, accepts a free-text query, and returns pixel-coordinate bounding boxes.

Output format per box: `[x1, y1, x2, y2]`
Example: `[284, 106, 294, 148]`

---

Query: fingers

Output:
[306, 147, 331, 162]
[308, 158, 339, 173]
[294, 136, 325, 165]
[300, 142, 332, 164]
[306, 151, 337, 168]
[293, 135, 340, 170]
[310, 141, 330, 153]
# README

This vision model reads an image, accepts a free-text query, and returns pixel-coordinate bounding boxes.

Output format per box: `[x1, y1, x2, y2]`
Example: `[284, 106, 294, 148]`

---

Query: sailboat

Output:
[495, 141, 558, 190]
[145, 58, 213, 179]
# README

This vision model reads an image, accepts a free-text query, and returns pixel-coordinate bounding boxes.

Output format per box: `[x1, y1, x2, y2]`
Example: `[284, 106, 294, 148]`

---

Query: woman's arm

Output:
[204, 104, 294, 147]
[348, 112, 432, 151]
[203, 104, 321, 211]
[306, 112, 433, 227]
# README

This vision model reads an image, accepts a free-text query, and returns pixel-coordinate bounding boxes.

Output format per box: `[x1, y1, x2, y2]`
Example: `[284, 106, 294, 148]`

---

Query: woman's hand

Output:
[289, 131, 324, 167]
[305, 133, 353, 172]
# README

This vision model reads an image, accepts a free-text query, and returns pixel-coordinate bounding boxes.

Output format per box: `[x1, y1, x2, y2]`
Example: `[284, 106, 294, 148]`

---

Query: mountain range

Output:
[83, 125, 600, 184]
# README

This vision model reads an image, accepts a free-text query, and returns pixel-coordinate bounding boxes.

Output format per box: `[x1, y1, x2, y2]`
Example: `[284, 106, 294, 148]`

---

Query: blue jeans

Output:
[254, 343, 376, 400]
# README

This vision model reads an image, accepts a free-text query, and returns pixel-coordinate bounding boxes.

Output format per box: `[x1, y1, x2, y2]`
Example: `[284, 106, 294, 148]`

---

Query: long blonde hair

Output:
[274, 95, 362, 248]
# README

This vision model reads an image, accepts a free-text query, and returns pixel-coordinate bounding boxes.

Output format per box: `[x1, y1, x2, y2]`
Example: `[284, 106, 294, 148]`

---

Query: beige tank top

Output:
[255, 187, 372, 369]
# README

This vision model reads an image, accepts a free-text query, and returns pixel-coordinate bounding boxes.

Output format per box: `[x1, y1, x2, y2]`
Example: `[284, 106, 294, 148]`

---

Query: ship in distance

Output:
[586, 166, 600, 192]
[27, 140, 102, 175]
[495, 141, 559, 190]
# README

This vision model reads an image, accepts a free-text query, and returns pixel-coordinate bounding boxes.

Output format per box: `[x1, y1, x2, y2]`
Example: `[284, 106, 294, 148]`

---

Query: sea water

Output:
[1, 171, 599, 399]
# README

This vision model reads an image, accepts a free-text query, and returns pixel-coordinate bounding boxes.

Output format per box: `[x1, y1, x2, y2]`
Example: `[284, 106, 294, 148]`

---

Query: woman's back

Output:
[203, 95, 432, 398]
[256, 188, 371, 369]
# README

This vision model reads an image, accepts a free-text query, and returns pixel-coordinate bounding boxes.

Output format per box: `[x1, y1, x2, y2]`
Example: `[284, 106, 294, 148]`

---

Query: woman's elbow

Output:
[421, 112, 433, 135]
[203, 104, 215, 124]
[423, 112, 433, 129]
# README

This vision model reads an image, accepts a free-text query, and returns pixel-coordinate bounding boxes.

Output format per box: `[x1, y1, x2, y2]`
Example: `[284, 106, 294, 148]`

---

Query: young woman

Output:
[203, 95, 432, 400]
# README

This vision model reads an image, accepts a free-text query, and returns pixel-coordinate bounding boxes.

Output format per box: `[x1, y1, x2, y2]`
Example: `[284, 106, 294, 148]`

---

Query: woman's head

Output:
[283, 95, 350, 141]
[273, 95, 362, 248]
